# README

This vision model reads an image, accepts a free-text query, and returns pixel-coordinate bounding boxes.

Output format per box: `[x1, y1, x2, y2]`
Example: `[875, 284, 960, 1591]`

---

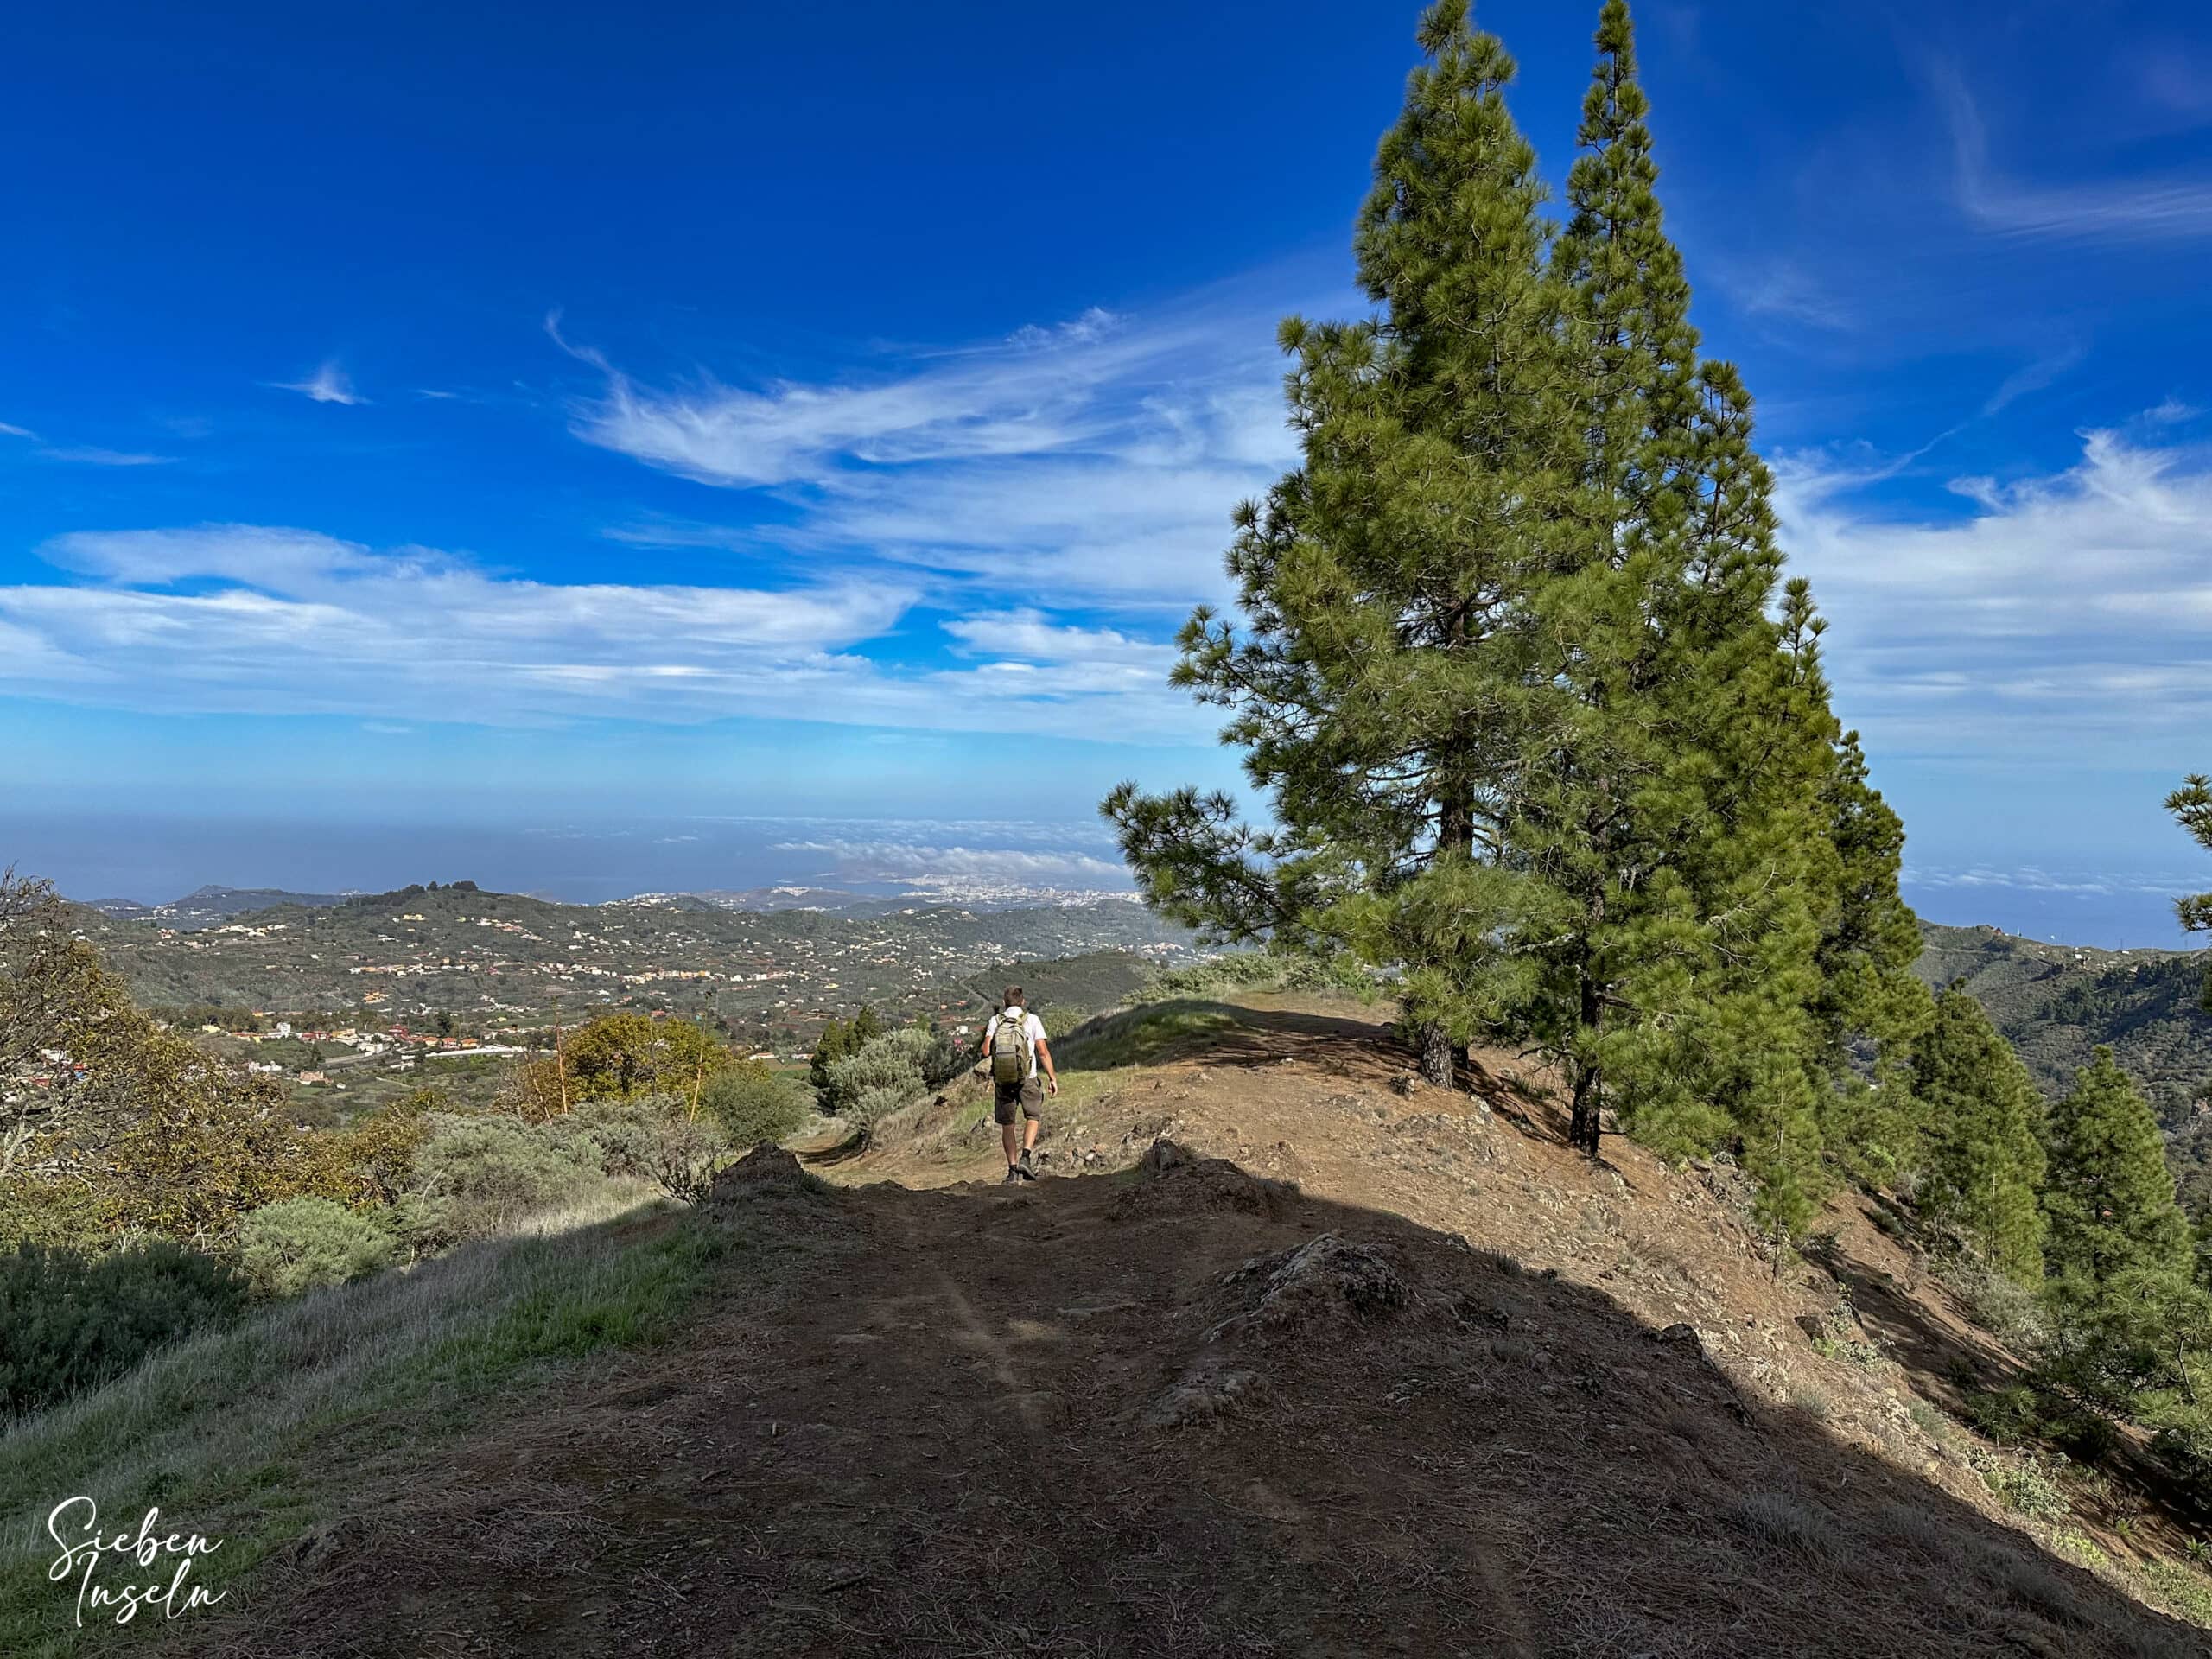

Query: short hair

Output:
[1003, 986, 1024, 1007]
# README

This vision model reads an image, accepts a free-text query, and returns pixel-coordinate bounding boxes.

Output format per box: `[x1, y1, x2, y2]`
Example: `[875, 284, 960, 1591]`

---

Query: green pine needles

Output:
[1103, 0, 1926, 1240]
[1911, 984, 2047, 1281]
[2044, 1046, 2191, 1301]
[2171, 772, 2212, 1010]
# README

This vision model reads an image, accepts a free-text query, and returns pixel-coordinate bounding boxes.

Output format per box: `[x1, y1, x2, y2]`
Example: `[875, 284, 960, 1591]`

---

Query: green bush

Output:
[1964, 1383, 2047, 1446]
[631, 1110, 731, 1205]
[1906, 1397, 1955, 1443]
[1147, 952, 1376, 1000]
[823, 1027, 966, 1129]
[1970, 1448, 2070, 1519]
[0, 1241, 247, 1416]
[0, 1176, 106, 1254]
[238, 1197, 398, 1298]
[699, 1062, 812, 1147]
[564, 1097, 673, 1179]
[397, 1114, 601, 1249]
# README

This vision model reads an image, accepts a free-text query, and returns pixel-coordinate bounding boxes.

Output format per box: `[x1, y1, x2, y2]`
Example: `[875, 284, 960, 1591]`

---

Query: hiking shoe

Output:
[1003, 1165, 1020, 1185]
[1014, 1158, 1037, 1182]
[1020, 1147, 1037, 1173]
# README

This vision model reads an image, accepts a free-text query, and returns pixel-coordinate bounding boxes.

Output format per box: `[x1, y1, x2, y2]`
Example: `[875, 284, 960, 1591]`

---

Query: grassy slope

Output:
[0, 1178, 849, 1656]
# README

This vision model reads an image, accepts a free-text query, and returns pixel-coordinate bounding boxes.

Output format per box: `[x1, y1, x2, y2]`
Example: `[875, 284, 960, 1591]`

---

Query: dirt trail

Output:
[192, 1005, 2208, 1659]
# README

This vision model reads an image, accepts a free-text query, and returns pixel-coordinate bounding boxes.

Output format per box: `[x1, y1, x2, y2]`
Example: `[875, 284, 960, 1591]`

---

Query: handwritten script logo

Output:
[45, 1497, 226, 1628]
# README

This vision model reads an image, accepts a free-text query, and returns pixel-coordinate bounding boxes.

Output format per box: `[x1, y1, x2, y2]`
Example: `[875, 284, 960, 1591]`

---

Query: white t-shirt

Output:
[986, 1007, 1047, 1078]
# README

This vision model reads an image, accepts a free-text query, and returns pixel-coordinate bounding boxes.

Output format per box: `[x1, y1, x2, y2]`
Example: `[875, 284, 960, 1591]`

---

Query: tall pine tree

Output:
[1104, 0, 1580, 1090]
[2043, 1046, 2190, 1300]
[1107, 2, 1920, 1231]
[1910, 984, 2045, 1280]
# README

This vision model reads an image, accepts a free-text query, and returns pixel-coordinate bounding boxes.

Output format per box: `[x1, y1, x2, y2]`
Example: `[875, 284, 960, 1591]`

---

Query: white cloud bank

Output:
[1777, 420, 2212, 759]
[0, 524, 1217, 740]
[774, 838, 1128, 886]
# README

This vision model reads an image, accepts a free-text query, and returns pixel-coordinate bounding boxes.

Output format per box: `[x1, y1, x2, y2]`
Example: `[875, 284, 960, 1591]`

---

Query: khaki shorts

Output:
[993, 1078, 1043, 1125]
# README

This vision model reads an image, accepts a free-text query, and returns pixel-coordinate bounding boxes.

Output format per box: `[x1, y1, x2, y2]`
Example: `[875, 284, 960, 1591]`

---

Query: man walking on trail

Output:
[982, 986, 1056, 1184]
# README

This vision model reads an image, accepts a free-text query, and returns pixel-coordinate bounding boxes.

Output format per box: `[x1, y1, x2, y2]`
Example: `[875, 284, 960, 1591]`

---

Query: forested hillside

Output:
[1915, 923, 2211, 1124]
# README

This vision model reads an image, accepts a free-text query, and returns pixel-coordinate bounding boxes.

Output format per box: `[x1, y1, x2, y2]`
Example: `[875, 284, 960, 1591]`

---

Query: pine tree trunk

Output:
[1569, 1060, 1604, 1157]
[1421, 1021, 1455, 1090]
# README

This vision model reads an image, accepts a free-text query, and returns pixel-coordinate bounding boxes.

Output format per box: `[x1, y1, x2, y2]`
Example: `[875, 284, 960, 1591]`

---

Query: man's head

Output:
[1003, 986, 1025, 1011]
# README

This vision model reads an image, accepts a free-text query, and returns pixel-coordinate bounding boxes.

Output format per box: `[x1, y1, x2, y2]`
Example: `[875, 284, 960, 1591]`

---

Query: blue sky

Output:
[3, 0, 2211, 943]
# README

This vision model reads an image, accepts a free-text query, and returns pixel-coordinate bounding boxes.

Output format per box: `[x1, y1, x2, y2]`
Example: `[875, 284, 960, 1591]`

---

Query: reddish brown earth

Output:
[192, 996, 2209, 1657]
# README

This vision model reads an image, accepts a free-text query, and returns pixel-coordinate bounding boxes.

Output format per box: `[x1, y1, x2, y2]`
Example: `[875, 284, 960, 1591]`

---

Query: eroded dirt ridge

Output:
[197, 1003, 2205, 1658]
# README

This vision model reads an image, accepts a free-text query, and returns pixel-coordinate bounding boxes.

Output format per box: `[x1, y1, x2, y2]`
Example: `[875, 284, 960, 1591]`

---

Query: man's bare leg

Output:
[1001, 1119, 1020, 1169]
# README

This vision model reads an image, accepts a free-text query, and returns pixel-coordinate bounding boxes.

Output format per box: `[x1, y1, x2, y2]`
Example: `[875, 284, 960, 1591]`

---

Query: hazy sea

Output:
[2, 810, 2199, 950]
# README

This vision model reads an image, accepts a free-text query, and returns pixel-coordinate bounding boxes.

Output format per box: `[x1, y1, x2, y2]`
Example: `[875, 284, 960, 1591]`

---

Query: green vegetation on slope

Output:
[1914, 922, 2211, 1124]
[0, 1177, 846, 1657]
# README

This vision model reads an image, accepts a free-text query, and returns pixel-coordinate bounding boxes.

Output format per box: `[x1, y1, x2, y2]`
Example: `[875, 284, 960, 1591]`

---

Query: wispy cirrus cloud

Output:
[1936, 62, 2212, 242]
[35, 446, 175, 467]
[563, 307, 1174, 488]
[270, 361, 367, 405]
[567, 289, 1306, 607]
[0, 423, 171, 465]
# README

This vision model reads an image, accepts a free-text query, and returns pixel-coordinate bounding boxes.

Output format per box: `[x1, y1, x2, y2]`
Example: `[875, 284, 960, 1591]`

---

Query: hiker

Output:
[982, 986, 1057, 1183]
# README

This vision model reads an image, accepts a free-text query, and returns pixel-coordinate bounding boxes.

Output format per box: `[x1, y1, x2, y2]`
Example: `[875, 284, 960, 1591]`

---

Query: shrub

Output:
[2142, 1559, 2212, 1629]
[1969, 1448, 2071, 1520]
[849, 1084, 912, 1135]
[699, 1062, 812, 1147]
[1948, 1259, 2050, 1351]
[1906, 1397, 1955, 1444]
[0, 1240, 247, 1415]
[327, 1090, 438, 1206]
[1965, 1383, 2048, 1447]
[397, 1114, 601, 1250]
[559, 1096, 738, 1205]
[565, 1097, 673, 1179]
[238, 1197, 398, 1298]
[0, 1176, 106, 1254]
[823, 1026, 967, 1131]
[1148, 952, 1376, 1000]
[634, 1111, 732, 1205]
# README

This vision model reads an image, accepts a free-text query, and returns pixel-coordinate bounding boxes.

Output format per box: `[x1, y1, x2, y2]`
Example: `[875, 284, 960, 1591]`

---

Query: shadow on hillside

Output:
[1823, 1213, 2025, 1412]
[193, 1146, 2212, 1659]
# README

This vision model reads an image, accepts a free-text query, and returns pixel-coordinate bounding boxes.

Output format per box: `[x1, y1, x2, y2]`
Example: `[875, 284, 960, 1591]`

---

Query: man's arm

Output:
[1035, 1034, 1058, 1095]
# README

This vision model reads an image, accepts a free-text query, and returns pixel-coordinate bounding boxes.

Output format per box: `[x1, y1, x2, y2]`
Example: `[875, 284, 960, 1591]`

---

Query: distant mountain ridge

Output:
[1915, 920, 2211, 1125]
[79, 878, 1142, 929]
[84, 885, 354, 927]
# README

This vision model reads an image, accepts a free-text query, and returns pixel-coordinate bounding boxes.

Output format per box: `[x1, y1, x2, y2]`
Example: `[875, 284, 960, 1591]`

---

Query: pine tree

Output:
[2171, 773, 2212, 1010]
[1107, 1, 1915, 1215]
[2043, 1046, 2190, 1301]
[808, 1017, 851, 1095]
[1105, 0, 1581, 1090]
[1910, 984, 2046, 1279]
[1806, 731, 1933, 1185]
